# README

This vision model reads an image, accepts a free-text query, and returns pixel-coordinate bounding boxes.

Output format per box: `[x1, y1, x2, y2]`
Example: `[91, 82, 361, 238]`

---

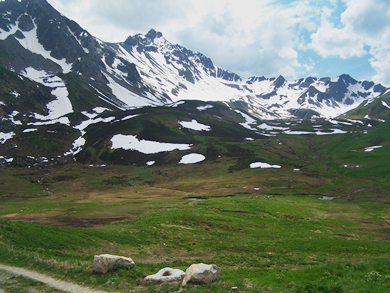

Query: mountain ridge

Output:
[0, 0, 388, 121]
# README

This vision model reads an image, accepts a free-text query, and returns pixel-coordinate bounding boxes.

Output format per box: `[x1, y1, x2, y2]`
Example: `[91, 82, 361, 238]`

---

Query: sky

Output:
[47, 0, 390, 85]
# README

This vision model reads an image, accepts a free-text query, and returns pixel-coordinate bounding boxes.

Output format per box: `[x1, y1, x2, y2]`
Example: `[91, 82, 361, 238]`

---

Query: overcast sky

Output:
[47, 0, 390, 85]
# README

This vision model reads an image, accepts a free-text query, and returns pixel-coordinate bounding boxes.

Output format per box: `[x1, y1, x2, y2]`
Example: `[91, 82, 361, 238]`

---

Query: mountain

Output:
[0, 0, 388, 122]
[341, 89, 390, 121]
[0, 0, 388, 166]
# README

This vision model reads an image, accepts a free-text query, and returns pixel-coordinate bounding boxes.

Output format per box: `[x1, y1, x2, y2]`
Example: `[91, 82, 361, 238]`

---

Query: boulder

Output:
[182, 263, 220, 286]
[92, 254, 135, 274]
[145, 267, 185, 282]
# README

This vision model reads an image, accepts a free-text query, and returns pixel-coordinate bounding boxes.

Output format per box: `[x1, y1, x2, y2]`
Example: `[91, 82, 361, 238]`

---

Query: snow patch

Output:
[23, 128, 38, 133]
[319, 196, 335, 201]
[197, 104, 214, 111]
[16, 22, 72, 73]
[64, 136, 86, 156]
[235, 110, 257, 130]
[0, 131, 15, 144]
[104, 73, 152, 108]
[21, 67, 73, 120]
[381, 100, 390, 109]
[28, 117, 70, 126]
[250, 162, 281, 169]
[364, 145, 383, 152]
[179, 153, 206, 164]
[179, 120, 211, 131]
[146, 161, 155, 166]
[10, 90, 20, 98]
[122, 114, 139, 121]
[75, 116, 116, 133]
[169, 101, 185, 108]
[111, 134, 191, 154]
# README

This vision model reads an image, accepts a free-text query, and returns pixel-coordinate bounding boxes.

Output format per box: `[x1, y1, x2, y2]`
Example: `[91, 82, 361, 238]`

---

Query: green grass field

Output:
[0, 192, 389, 292]
[0, 120, 389, 292]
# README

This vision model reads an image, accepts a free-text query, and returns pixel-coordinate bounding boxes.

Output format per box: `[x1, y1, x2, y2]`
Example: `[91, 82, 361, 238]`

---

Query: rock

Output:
[145, 267, 185, 282]
[92, 254, 135, 274]
[182, 263, 220, 286]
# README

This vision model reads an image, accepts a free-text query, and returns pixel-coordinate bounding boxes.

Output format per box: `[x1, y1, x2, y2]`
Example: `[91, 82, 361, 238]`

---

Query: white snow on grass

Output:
[258, 123, 289, 131]
[284, 129, 347, 135]
[104, 73, 152, 108]
[81, 107, 111, 119]
[197, 104, 214, 111]
[169, 101, 185, 107]
[315, 129, 348, 135]
[146, 161, 155, 166]
[21, 67, 73, 120]
[0, 132, 15, 144]
[284, 130, 314, 135]
[8, 110, 22, 125]
[10, 90, 20, 98]
[75, 116, 116, 133]
[40, 86, 72, 120]
[28, 117, 70, 126]
[94, 107, 111, 114]
[381, 100, 390, 109]
[364, 145, 383, 152]
[179, 119, 211, 131]
[179, 153, 206, 164]
[64, 136, 86, 156]
[0, 22, 19, 40]
[346, 119, 364, 125]
[235, 110, 257, 130]
[245, 137, 254, 141]
[250, 162, 281, 169]
[122, 114, 139, 121]
[66, 116, 116, 157]
[0, 156, 14, 163]
[111, 134, 192, 154]
[23, 128, 38, 133]
[329, 119, 353, 126]
[16, 22, 72, 73]
[319, 196, 335, 201]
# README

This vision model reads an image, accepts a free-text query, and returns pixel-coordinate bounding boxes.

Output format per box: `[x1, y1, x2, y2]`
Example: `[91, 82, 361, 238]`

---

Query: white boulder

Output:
[145, 267, 185, 282]
[92, 254, 135, 274]
[182, 263, 220, 286]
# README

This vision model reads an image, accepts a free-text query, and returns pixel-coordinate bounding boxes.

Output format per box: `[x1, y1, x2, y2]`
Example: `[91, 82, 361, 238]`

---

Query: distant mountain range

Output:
[0, 0, 388, 121]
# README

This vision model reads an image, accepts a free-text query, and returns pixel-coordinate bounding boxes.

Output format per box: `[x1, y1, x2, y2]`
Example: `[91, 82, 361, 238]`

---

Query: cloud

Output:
[48, 0, 322, 78]
[310, 0, 390, 84]
[47, 0, 390, 84]
[310, 22, 366, 59]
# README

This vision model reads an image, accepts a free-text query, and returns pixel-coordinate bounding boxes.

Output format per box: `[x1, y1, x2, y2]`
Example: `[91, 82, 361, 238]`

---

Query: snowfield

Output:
[0, 131, 15, 144]
[179, 120, 211, 131]
[16, 22, 72, 73]
[179, 153, 206, 164]
[111, 134, 192, 154]
[197, 104, 214, 111]
[21, 67, 73, 120]
[364, 145, 383, 152]
[250, 162, 282, 169]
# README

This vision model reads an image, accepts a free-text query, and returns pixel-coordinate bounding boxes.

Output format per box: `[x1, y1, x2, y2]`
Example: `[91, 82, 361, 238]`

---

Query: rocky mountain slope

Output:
[0, 0, 388, 121]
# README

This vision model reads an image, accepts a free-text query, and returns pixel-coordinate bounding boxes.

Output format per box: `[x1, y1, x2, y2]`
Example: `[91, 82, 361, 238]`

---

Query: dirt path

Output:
[0, 264, 108, 293]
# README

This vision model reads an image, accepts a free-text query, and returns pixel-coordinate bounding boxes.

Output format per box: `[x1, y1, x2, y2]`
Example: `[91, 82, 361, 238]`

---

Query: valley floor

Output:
[0, 162, 389, 292]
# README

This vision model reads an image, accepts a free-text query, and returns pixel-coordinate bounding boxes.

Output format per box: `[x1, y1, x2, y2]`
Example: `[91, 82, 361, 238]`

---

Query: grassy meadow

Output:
[0, 121, 389, 292]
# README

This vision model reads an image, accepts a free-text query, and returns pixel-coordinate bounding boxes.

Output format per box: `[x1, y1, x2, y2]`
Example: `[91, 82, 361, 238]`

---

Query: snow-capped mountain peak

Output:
[0, 0, 388, 120]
